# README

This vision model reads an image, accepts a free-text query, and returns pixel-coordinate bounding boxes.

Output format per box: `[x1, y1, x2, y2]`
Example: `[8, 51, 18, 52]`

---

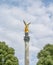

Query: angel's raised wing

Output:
[27, 22, 31, 25]
[23, 20, 26, 25]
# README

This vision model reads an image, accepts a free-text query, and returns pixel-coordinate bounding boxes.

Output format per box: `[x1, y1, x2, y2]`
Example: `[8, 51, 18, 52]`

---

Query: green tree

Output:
[0, 41, 19, 65]
[37, 44, 53, 65]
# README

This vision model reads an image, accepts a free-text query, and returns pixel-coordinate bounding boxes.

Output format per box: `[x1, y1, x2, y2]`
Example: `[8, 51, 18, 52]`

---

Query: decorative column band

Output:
[24, 33, 30, 42]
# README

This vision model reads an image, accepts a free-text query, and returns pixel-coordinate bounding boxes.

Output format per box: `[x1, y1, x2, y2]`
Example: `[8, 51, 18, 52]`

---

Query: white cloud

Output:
[19, 59, 24, 65]
[30, 45, 40, 52]
[47, 4, 53, 14]
[30, 23, 53, 39]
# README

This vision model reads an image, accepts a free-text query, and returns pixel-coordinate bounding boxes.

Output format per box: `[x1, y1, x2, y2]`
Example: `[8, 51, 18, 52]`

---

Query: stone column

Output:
[24, 33, 30, 65]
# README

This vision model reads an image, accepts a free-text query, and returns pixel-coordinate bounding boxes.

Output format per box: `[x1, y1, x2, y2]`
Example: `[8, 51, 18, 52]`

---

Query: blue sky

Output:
[42, 0, 53, 6]
[0, 0, 53, 65]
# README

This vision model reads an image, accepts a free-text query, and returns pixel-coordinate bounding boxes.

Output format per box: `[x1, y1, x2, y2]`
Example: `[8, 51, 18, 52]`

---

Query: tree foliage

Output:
[37, 44, 53, 65]
[0, 41, 19, 65]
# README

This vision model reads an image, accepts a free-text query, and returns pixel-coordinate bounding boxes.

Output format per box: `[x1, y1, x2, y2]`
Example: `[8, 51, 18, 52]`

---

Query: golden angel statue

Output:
[23, 20, 31, 33]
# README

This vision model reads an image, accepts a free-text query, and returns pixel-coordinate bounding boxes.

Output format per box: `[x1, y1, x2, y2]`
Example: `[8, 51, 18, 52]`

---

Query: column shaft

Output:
[25, 42, 29, 65]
